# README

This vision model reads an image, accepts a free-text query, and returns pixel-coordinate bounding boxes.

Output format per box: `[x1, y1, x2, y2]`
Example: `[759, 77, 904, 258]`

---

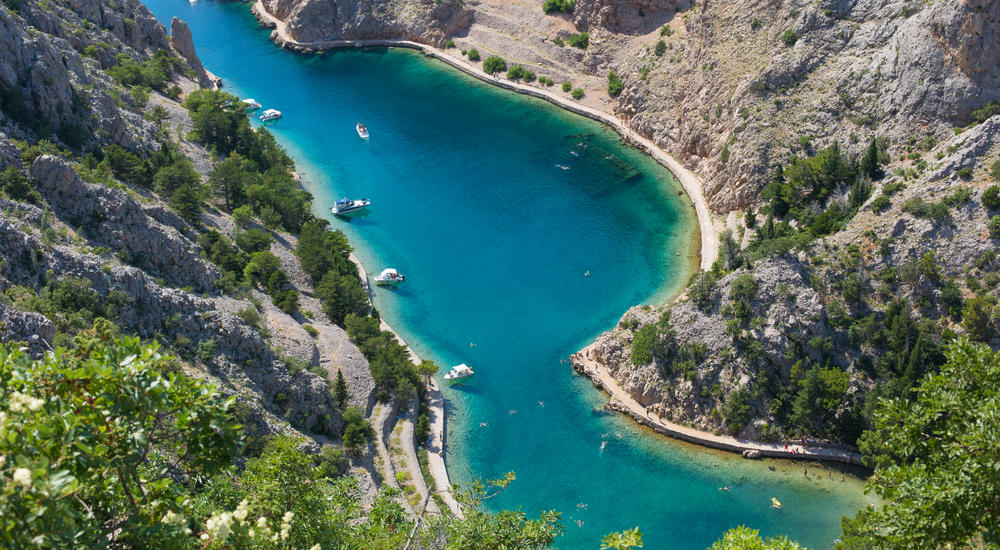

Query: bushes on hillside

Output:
[607, 70, 624, 97]
[482, 56, 507, 75]
[542, 0, 574, 14]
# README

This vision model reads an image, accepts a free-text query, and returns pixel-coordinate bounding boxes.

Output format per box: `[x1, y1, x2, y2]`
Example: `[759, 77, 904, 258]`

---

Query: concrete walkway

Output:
[252, 0, 718, 271]
[571, 345, 865, 466]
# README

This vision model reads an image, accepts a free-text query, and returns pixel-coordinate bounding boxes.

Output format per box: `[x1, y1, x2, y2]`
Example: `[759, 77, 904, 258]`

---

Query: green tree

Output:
[0, 165, 39, 203]
[334, 369, 350, 409]
[860, 137, 884, 181]
[654, 39, 666, 56]
[789, 366, 849, 433]
[234, 227, 273, 253]
[983, 184, 1000, 210]
[602, 527, 643, 549]
[0, 336, 241, 548]
[845, 339, 1000, 550]
[711, 526, 805, 549]
[209, 152, 249, 210]
[467, 47, 480, 61]
[780, 29, 797, 46]
[295, 220, 353, 282]
[607, 70, 624, 97]
[482, 56, 507, 75]
[315, 270, 369, 326]
[961, 295, 997, 341]
[417, 358, 440, 384]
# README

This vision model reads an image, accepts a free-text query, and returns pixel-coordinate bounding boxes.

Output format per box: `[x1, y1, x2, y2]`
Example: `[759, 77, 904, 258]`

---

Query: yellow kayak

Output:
[771, 497, 782, 509]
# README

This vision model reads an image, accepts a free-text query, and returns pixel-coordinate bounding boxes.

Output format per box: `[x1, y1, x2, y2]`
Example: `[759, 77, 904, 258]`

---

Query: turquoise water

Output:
[141, 2, 871, 547]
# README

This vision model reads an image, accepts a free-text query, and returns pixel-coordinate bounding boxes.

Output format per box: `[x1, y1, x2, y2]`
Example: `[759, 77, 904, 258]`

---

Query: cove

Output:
[141, 1, 872, 547]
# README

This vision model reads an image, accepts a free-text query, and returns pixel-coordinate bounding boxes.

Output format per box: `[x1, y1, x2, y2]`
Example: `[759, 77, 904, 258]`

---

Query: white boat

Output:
[260, 109, 282, 122]
[374, 268, 405, 286]
[356, 122, 369, 139]
[444, 363, 475, 381]
[242, 98, 262, 110]
[331, 198, 371, 215]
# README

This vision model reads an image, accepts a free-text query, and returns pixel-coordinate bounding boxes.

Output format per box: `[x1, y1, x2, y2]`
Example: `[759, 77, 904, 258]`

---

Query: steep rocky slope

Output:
[574, 116, 1000, 443]
[256, 0, 999, 214]
[0, 0, 376, 454]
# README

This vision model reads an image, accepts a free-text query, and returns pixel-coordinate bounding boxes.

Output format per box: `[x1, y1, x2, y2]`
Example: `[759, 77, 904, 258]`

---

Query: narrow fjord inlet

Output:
[143, 1, 870, 547]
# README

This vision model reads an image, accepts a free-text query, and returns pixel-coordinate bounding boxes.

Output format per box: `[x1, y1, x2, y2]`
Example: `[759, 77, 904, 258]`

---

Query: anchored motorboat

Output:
[444, 363, 475, 381]
[374, 268, 405, 286]
[260, 109, 282, 122]
[331, 198, 371, 215]
[356, 122, 369, 139]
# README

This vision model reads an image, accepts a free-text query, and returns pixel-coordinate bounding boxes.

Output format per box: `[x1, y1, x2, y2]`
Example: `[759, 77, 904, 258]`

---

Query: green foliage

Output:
[602, 527, 643, 549]
[244, 251, 298, 314]
[562, 81, 573, 92]
[198, 230, 250, 290]
[654, 39, 667, 56]
[750, 18, 762, 30]
[542, 0, 575, 14]
[567, 32, 589, 49]
[607, 70, 624, 97]
[467, 48, 480, 61]
[845, 339, 1000, 550]
[444, 39, 456, 48]
[234, 228, 273, 253]
[107, 50, 183, 91]
[968, 100, 1000, 125]
[344, 314, 420, 400]
[983, 184, 1000, 210]
[341, 407, 373, 455]
[571, 88, 585, 99]
[961, 295, 998, 341]
[710, 526, 805, 549]
[901, 196, 950, 221]
[184, 90, 308, 232]
[722, 388, 752, 433]
[315, 270, 369, 326]
[482, 55, 507, 74]
[780, 29, 797, 46]
[860, 137, 885, 181]
[630, 313, 675, 366]
[990, 215, 1000, 238]
[0, 165, 40, 203]
[789, 366, 849, 434]
[0, 337, 241, 548]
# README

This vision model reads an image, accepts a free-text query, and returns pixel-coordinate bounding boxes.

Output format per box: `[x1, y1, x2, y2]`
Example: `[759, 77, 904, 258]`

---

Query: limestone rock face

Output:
[575, 118, 1000, 441]
[573, 0, 691, 33]
[170, 17, 222, 89]
[258, 0, 472, 47]
[29, 155, 220, 292]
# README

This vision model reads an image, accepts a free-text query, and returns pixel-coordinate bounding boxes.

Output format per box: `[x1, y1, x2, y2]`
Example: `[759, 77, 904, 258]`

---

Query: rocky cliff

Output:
[253, 0, 1000, 214]
[574, 116, 1000, 443]
[0, 0, 377, 454]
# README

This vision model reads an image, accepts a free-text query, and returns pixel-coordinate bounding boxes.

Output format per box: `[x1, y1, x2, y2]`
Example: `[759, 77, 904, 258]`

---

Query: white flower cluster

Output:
[278, 511, 293, 542]
[160, 511, 192, 535]
[233, 499, 250, 524]
[8, 392, 44, 414]
[202, 511, 234, 543]
[12, 468, 31, 489]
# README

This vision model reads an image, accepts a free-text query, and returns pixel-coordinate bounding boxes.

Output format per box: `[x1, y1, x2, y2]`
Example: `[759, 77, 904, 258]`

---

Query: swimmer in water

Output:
[509, 409, 517, 415]
[584, 271, 590, 277]
[470, 342, 476, 347]
[479, 422, 487, 427]
[600, 441, 607, 450]
[577, 520, 584, 528]
[538, 401, 544, 407]
[577, 503, 588, 510]
[720, 486, 731, 492]
[615, 432, 623, 439]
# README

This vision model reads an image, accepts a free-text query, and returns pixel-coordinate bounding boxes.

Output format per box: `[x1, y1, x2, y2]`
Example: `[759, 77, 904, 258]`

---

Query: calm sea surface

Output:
[140, 1, 871, 546]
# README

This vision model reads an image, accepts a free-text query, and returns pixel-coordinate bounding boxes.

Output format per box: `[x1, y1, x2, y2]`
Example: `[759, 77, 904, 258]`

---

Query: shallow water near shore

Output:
[142, 1, 872, 546]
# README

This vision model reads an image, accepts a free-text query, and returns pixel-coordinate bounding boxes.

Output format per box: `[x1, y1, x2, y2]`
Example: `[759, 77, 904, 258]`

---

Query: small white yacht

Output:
[242, 98, 262, 110]
[356, 122, 369, 139]
[331, 198, 371, 215]
[374, 268, 405, 286]
[444, 363, 475, 381]
[260, 109, 282, 122]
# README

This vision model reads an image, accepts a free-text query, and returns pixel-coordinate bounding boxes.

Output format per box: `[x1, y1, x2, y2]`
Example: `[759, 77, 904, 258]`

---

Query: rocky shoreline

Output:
[571, 345, 864, 466]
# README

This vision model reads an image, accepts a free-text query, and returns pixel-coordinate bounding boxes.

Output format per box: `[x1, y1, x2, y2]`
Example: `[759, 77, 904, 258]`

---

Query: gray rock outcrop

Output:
[170, 17, 222, 89]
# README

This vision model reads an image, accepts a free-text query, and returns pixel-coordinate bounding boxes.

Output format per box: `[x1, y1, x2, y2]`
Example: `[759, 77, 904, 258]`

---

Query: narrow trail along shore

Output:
[571, 344, 865, 466]
[252, 0, 719, 271]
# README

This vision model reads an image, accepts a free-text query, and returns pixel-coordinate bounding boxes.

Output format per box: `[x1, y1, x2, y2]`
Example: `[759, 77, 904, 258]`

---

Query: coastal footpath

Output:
[571, 344, 862, 465]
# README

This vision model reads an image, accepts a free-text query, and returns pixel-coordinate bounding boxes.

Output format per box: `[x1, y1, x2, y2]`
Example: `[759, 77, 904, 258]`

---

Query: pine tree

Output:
[334, 370, 349, 409]
[744, 208, 757, 228]
[861, 137, 884, 181]
[762, 212, 775, 239]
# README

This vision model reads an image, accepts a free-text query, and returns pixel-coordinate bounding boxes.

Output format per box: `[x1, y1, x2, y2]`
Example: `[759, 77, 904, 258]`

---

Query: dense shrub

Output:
[607, 70, 624, 97]
[654, 39, 666, 56]
[467, 48, 480, 61]
[562, 81, 572, 92]
[482, 56, 507, 74]
[982, 185, 1000, 210]
[542, 0, 575, 13]
[571, 88, 585, 99]
[567, 32, 589, 49]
